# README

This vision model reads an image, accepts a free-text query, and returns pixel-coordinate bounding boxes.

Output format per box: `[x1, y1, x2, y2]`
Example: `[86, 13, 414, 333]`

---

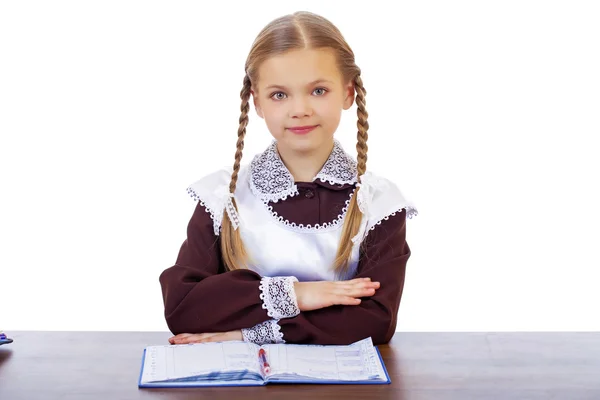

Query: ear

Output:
[342, 81, 355, 110]
[251, 89, 264, 119]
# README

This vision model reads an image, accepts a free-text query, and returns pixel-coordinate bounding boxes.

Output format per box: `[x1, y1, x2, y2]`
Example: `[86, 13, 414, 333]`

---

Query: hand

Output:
[294, 277, 380, 312]
[168, 330, 243, 345]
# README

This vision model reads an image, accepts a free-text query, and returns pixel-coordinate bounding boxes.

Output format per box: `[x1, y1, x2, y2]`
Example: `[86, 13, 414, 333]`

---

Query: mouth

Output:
[287, 125, 319, 135]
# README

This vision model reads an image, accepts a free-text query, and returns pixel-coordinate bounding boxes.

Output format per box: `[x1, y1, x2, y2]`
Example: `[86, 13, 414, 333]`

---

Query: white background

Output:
[1, 1, 598, 332]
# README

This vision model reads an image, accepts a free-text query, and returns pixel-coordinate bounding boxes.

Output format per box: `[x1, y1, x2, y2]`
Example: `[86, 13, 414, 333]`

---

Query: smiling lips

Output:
[287, 125, 318, 134]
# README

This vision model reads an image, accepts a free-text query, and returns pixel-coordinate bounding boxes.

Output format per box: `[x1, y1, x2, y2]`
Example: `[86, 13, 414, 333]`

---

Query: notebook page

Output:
[141, 341, 262, 383]
[263, 337, 386, 381]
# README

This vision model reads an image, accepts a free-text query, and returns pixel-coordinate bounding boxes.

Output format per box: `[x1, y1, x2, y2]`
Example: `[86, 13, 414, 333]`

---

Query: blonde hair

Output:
[221, 11, 369, 277]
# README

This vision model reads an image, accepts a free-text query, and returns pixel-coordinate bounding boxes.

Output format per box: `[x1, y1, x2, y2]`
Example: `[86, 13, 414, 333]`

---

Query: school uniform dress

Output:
[159, 139, 418, 345]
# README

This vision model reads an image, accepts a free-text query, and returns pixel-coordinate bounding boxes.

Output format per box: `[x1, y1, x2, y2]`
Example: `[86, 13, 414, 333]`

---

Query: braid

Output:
[354, 74, 369, 177]
[221, 74, 252, 271]
[230, 74, 252, 193]
[332, 72, 371, 276]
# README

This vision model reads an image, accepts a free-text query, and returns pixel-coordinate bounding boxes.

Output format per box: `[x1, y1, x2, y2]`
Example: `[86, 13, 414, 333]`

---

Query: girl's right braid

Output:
[221, 74, 253, 271]
[230, 74, 252, 192]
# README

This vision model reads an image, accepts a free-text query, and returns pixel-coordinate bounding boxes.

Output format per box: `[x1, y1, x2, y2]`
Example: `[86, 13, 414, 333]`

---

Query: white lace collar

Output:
[249, 139, 358, 203]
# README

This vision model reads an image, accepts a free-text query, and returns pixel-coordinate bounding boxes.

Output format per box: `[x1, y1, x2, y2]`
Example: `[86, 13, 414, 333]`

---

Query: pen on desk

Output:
[258, 348, 271, 374]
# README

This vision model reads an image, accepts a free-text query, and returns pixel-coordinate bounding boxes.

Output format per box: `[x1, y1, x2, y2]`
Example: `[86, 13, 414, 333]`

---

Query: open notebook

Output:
[138, 337, 390, 387]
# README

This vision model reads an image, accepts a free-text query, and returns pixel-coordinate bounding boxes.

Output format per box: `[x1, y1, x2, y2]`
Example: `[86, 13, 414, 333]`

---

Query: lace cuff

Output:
[241, 319, 285, 344]
[259, 276, 300, 319]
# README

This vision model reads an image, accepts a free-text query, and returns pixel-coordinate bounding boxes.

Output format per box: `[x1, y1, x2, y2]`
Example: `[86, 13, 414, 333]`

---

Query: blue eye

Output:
[271, 92, 286, 100]
[270, 87, 328, 101]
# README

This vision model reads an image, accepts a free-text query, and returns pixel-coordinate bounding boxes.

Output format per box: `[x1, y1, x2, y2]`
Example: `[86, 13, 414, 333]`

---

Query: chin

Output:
[281, 134, 329, 154]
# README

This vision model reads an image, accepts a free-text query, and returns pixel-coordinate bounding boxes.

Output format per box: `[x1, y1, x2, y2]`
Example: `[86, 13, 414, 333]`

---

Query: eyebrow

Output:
[264, 79, 334, 91]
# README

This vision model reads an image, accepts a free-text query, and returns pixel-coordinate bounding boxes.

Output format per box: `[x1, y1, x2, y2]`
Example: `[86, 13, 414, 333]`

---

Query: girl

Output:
[159, 11, 418, 346]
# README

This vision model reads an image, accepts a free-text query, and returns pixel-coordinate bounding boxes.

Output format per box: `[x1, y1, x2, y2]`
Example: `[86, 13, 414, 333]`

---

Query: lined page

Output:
[141, 341, 262, 383]
[263, 337, 386, 381]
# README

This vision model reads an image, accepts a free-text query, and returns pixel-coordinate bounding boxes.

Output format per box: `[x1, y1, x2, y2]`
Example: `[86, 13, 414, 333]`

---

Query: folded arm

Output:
[243, 209, 411, 345]
[159, 202, 300, 334]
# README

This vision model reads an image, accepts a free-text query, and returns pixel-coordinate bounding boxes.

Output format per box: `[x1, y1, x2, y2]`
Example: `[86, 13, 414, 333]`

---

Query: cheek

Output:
[261, 102, 280, 119]
[261, 107, 286, 137]
[263, 107, 282, 124]
[319, 102, 343, 124]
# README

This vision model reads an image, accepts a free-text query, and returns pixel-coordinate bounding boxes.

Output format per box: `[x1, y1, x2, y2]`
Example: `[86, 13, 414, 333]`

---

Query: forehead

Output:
[256, 48, 342, 89]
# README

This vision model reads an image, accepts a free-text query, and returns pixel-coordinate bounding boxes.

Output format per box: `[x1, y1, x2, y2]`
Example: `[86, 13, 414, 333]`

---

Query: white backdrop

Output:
[1, 1, 598, 332]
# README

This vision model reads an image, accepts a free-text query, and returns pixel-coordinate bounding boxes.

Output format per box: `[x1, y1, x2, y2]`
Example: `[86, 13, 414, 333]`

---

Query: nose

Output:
[289, 96, 313, 118]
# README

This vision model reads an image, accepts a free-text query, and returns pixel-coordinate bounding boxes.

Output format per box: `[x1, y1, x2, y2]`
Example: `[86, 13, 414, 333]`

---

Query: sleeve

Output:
[276, 209, 411, 346]
[159, 201, 299, 335]
[241, 319, 285, 345]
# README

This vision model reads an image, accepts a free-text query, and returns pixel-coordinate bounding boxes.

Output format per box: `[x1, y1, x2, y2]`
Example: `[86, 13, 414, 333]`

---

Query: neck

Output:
[277, 140, 334, 182]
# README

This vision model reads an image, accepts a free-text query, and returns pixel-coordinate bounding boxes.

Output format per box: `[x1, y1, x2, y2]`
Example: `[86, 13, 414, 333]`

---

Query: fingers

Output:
[331, 278, 380, 303]
[171, 333, 194, 339]
[335, 296, 362, 305]
[181, 332, 237, 344]
[168, 333, 195, 344]
[340, 285, 377, 298]
[169, 332, 221, 344]
[338, 277, 380, 287]
[336, 277, 371, 285]
[297, 279, 380, 311]
[337, 279, 380, 291]
[187, 333, 225, 344]
[168, 331, 244, 345]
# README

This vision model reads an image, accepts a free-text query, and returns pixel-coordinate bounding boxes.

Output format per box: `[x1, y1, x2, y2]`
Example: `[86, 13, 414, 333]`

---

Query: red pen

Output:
[258, 348, 271, 374]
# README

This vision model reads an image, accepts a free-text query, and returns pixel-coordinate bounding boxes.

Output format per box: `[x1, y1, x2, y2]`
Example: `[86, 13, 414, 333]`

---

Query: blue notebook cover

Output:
[138, 342, 391, 388]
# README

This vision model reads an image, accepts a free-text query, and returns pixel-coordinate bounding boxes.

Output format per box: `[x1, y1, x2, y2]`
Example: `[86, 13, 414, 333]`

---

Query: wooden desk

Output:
[0, 331, 599, 399]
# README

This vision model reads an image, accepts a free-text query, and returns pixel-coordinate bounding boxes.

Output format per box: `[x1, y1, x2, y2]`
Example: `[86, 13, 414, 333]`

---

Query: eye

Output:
[270, 92, 287, 101]
[313, 87, 328, 96]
